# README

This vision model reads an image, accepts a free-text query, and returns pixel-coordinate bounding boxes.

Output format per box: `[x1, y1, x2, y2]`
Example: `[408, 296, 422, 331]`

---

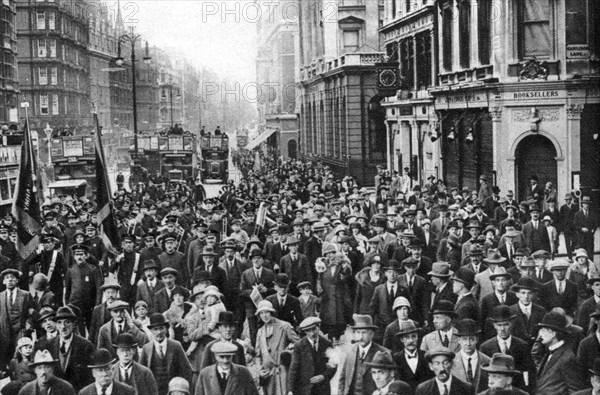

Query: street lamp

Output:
[44, 123, 53, 166]
[115, 29, 151, 156]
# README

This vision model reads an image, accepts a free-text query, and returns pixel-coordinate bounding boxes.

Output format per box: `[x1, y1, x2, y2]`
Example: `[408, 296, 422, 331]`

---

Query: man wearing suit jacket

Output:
[522, 205, 551, 253]
[577, 306, 600, 376]
[480, 268, 519, 340]
[392, 320, 434, 390]
[96, 300, 148, 357]
[451, 319, 491, 393]
[478, 353, 529, 395]
[263, 225, 288, 267]
[135, 259, 164, 313]
[152, 267, 190, 314]
[451, 267, 479, 323]
[79, 348, 136, 395]
[428, 262, 457, 326]
[89, 279, 122, 345]
[578, 276, 600, 334]
[46, 306, 95, 392]
[338, 315, 389, 395]
[398, 257, 428, 326]
[573, 357, 600, 395]
[112, 333, 158, 395]
[538, 260, 579, 318]
[532, 250, 554, 284]
[195, 341, 259, 395]
[370, 260, 413, 341]
[288, 317, 336, 395]
[479, 305, 536, 393]
[218, 240, 246, 334]
[430, 205, 449, 242]
[18, 349, 76, 395]
[536, 311, 588, 394]
[194, 246, 227, 294]
[510, 277, 546, 344]
[574, 196, 598, 260]
[421, 219, 438, 261]
[200, 312, 247, 371]
[473, 250, 507, 301]
[266, 273, 304, 328]
[279, 236, 312, 295]
[559, 193, 579, 261]
[0, 268, 34, 369]
[139, 313, 193, 395]
[415, 347, 474, 395]
[421, 301, 461, 353]
[239, 249, 276, 345]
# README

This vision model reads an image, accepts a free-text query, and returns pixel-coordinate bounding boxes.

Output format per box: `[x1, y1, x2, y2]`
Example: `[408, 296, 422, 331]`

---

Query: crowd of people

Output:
[0, 153, 598, 395]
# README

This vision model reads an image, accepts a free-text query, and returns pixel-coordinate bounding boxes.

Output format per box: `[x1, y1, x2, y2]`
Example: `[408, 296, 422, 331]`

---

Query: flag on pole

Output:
[11, 123, 43, 258]
[93, 112, 120, 254]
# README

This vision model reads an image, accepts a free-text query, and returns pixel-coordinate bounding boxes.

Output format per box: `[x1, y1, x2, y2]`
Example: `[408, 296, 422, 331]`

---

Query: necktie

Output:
[524, 306, 530, 320]
[157, 344, 163, 358]
[508, 245, 512, 260]
[34, 292, 39, 304]
[442, 333, 449, 348]
[118, 324, 123, 335]
[500, 294, 505, 304]
[406, 353, 417, 359]
[8, 290, 13, 307]
[443, 383, 449, 395]
[100, 388, 106, 395]
[221, 372, 227, 381]
[390, 285, 395, 298]
[60, 342, 67, 355]
[466, 357, 473, 382]
[537, 269, 542, 280]
[360, 349, 366, 361]
[409, 277, 414, 291]
[501, 341, 507, 353]
[538, 351, 552, 374]
[558, 282, 563, 295]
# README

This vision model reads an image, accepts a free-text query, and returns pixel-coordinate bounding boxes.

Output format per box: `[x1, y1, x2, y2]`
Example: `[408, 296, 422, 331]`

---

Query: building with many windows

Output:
[0, 0, 18, 126]
[424, 0, 600, 208]
[16, 0, 91, 133]
[297, 0, 385, 184]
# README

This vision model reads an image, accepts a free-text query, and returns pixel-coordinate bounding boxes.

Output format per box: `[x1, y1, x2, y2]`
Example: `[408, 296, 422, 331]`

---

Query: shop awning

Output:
[245, 128, 277, 150]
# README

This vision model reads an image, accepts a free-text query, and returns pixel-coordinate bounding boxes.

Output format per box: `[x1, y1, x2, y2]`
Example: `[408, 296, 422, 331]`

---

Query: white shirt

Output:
[439, 328, 453, 343]
[154, 339, 167, 356]
[358, 342, 372, 360]
[405, 350, 419, 373]
[217, 365, 231, 379]
[460, 350, 478, 374]
[119, 363, 133, 380]
[387, 282, 397, 295]
[7, 288, 16, 305]
[60, 335, 73, 353]
[435, 377, 452, 395]
[114, 321, 125, 334]
[278, 295, 287, 306]
[495, 291, 507, 304]
[95, 382, 113, 395]
[147, 278, 157, 288]
[497, 336, 512, 353]
[555, 279, 566, 293]
[254, 268, 262, 279]
[519, 302, 531, 318]
[374, 380, 393, 395]
[307, 337, 319, 352]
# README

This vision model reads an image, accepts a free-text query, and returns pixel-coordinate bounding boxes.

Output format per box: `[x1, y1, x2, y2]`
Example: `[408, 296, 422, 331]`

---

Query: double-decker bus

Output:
[50, 135, 97, 197]
[200, 134, 228, 183]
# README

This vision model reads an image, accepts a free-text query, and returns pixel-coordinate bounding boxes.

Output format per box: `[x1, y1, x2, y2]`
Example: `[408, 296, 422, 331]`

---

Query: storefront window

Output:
[0, 179, 9, 201]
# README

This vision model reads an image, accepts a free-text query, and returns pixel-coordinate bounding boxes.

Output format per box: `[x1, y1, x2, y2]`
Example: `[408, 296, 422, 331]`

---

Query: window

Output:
[40, 95, 49, 115]
[38, 67, 48, 85]
[459, 0, 471, 68]
[478, 0, 491, 64]
[50, 67, 57, 85]
[36, 11, 45, 29]
[49, 40, 56, 57]
[406, 0, 411, 13]
[400, 38, 415, 89]
[51, 94, 59, 115]
[416, 32, 432, 88]
[442, 5, 453, 70]
[37, 40, 47, 57]
[48, 12, 55, 30]
[343, 30, 360, 52]
[518, 0, 552, 59]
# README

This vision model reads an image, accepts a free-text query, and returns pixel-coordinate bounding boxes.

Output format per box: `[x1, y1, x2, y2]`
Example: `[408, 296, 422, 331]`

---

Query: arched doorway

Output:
[515, 134, 557, 202]
[288, 139, 297, 160]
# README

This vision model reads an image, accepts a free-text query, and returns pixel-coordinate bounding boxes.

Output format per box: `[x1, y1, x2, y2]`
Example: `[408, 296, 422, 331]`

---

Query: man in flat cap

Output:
[109, 235, 142, 305]
[97, 300, 148, 357]
[153, 267, 190, 314]
[195, 341, 258, 395]
[158, 233, 190, 287]
[27, 233, 66, 302]
[288, 317, 335, 395]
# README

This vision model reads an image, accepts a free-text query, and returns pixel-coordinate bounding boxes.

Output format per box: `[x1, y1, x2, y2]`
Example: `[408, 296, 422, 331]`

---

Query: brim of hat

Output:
[588, 278, 600, 285]
[481, 364, 521, 375]
[351, 324, 379, 330]
[147, 321, 170, 328]
[489, 273, 511, 280]
[200, 252, 216, 257]
[394, 328, 420, 337]
[275, 282, 290, 287]
[113, 342, 138, 349]
[537, 323, 568, 332]
[101, 284, 122, 290]
[425, 351, 455, 361]
[488, 314, 516, 322]
[428, 271, 451, 277]
[87, 360, 116, 369]
[53, 314, 77, 321]
[299, 323, 320, 331]
[38, 313, 56, 322]
[255, 308, 276, 315]
[550, 265, 570, 271]
[431, 309, 457, 317]
[456, 330, 481, 337]
[484, 258, 507, 264]
[29, 359, 59, 368]
[364, 362, 397, 370]
[511, 285, 537, 292]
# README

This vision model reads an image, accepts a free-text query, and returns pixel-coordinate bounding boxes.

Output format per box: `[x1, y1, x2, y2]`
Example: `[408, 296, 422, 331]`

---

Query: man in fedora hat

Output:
[538, 259, 578, 318]
[428, 262, 456, 315]
[200, 311, 246, 370]
[537, 311, 587, 394]
[218, 239, 245, 333]
[139, 312, 193, 395]
[35, 306, 59, 350]
[79, 348, 136, 395]
[46, 306, 95, 391]
[266, 273, 304, 329]
[279, 236, 312, 297]
[421, 301, 460, 354]
[135, 259, 164, 313]
[193, 246, 226, 292]
[0, 268, 34, 368]
[89, 278, 122, 344]
[451, 319, 491, 393]
[473, 250, 507, 301]
[510, 277, 546, 343]
[338, 314, 389, 395]
[240, 249, 276, 345]
[64, 243, 103, 330]
[573, 195, 597, 260]
[531, 250, 553, 284]
[478, 353, 528, 395]
[288, 317, 336, 395]
[153, 267, 190, 314]
[522, 204, 551, 253]
[480, 267, 519, 340]
[398, 257, 428, 325]
[451, 267, 479, 322]
[365, 350, 409, 395]
[480, 305, 534, 392]
[254, 300, 299, 395]
[370, 259, 413, 341]
[464, 244, 486, 275]
[195, 341, 258, 395]
[112, 333, 158, 395]
[18, 349, 76, 395]
[415, 347, 474, 395]
[97, 300, 148, 357]
[392, 320, 433, 390]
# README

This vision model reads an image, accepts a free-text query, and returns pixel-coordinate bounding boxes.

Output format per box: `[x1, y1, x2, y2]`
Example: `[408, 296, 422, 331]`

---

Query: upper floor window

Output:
[48, 12, 55, 30]
[343, 30, 360, 52]
[459, 0, 471, 68]
[36, 11, 45, 29]
[517, 0, 552, 59]
[478, 0, 491, 64]
[442, 4, 453, 70]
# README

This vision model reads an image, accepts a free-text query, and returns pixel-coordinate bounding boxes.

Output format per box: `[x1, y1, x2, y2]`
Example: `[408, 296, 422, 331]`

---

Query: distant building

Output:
[0, 0, 18, 125]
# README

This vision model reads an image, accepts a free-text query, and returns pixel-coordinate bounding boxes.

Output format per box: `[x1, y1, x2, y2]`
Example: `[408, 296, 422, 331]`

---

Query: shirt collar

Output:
[461, 350, 478, 363]
[217, 365, 231, 375]
[435, 377, 451, 394]
[95, 382, 113, 395]
[60, 335, 73, 348]
[497, 335, 512, 348]
[147, 278, 156, 287]
[548, 340, 565, 352]
[359, 342, 372, 355]
[519, 302, 531, 311]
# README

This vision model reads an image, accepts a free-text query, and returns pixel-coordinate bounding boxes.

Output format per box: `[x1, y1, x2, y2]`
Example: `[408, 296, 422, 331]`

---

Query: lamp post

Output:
[44, 123, 53, 166]
[115, 28, 151, 157]
[163, 76, 180, 128]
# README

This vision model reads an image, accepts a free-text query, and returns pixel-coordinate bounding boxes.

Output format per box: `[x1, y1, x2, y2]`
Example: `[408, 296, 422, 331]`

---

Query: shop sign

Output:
[507, 90, 565, 101]
[567, 45, 590, 59]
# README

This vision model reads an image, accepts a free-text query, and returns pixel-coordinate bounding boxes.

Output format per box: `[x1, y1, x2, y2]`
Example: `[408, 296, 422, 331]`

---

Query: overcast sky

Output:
[109, 0, 258, 83]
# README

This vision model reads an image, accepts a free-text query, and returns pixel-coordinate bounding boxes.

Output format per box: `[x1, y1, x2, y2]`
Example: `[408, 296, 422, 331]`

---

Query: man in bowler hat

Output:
[78, 348, 136, 395]
[112, 333, 158, 395]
